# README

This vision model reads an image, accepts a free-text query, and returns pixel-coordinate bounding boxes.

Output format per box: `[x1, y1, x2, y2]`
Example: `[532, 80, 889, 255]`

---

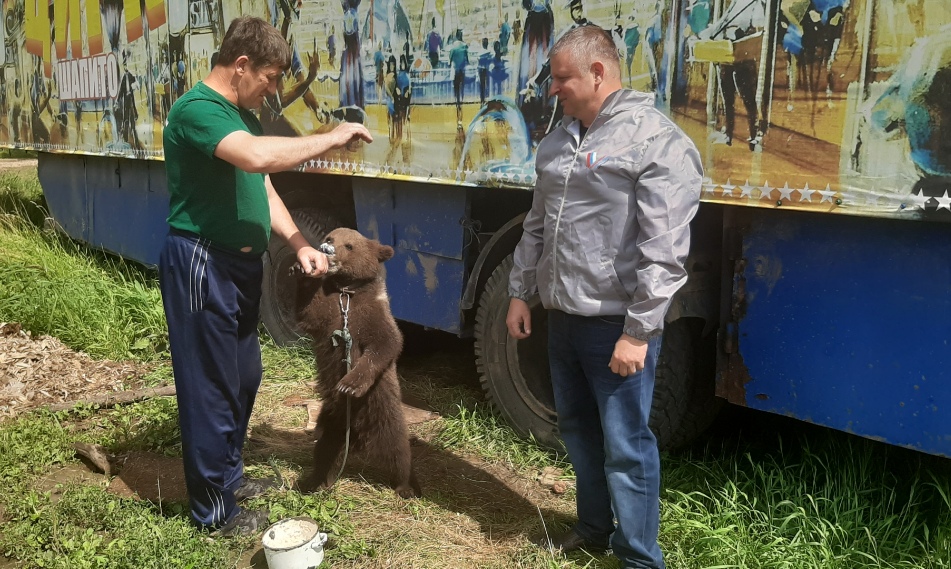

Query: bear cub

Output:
[295, 228, 421, 499]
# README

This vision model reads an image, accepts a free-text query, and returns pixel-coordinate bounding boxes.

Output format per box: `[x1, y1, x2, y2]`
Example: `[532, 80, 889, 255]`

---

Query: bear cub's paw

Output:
[336, 371, 373, 397]
[395, 484, 421, 499]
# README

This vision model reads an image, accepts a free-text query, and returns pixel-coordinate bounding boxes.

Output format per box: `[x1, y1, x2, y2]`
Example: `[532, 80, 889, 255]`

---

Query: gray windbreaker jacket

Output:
[508, 89, 702, 340]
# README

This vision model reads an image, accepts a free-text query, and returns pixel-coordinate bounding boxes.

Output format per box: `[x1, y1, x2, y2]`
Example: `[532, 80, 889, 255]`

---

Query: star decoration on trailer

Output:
[778, 182, 795, 201]
[721, 179, 736, 197]
[739, 180, 755, 198]
[799, 183, 815, 202]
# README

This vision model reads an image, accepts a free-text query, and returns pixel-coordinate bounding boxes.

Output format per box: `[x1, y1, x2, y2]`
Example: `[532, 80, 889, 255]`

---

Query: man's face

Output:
[236, 60, 282, 109]
[549, 52, 596, 123]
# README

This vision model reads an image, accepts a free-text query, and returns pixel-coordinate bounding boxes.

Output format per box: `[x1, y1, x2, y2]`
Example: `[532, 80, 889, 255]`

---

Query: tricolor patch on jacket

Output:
[586, 151, 609, 169]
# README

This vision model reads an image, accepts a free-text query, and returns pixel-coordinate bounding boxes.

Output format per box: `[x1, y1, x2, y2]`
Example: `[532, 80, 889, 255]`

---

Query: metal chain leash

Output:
[331, 291, 353, 370]
[330, 290, 353, 485]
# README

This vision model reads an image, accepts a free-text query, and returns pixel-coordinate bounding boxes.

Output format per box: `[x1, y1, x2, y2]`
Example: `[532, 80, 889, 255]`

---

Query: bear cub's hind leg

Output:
[299, 412, 349, 492]
[381, 436, 421, 499]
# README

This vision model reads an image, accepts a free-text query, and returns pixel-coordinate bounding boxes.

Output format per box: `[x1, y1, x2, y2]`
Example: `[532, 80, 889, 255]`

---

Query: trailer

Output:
[4, 0, 950, 455]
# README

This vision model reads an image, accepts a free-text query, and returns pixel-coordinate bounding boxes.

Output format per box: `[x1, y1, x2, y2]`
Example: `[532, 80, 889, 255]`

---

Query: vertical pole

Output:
[857, 0, 875, 101]
[758, 0, 777, 136]
[706, 0, 724, 125]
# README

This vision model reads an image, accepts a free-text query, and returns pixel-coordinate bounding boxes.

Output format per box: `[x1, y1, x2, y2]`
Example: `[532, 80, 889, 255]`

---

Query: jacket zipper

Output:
[550, 130, 583, 306]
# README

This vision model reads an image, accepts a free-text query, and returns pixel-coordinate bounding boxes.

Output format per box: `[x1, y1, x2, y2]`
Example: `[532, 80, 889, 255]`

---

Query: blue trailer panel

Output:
[725, 209, 951, 456]
[39, 155, 169, 266]
[38, 155, 90, 245]
[353, 179, 469, 333]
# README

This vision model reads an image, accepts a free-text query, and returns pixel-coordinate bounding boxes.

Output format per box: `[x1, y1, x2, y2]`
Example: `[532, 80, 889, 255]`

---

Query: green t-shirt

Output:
[164, 82, 270, 254]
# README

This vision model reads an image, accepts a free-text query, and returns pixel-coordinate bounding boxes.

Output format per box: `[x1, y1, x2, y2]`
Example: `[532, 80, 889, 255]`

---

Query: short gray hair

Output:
[549, 25, 620, 75]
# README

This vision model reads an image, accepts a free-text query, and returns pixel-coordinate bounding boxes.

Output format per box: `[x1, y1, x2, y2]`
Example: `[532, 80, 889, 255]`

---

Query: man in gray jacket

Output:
[506, 25, 702, 569]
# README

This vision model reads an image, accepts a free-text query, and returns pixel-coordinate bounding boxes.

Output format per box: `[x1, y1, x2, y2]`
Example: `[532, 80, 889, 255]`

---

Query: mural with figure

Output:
[0, 0, 949, 219]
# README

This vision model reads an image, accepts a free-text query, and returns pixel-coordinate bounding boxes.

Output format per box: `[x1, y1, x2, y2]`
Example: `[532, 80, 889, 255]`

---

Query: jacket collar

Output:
[562, 89, 656, 135]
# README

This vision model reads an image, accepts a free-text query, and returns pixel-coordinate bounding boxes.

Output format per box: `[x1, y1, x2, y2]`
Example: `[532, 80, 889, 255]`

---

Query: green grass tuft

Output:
[660, 430, 951, 569]
[434, 402, 573, 476]
[0, 411, 75, 482]
[0, 409, 226, 568]
[2, 484, 231, 569]
[0, 170, 167, 361]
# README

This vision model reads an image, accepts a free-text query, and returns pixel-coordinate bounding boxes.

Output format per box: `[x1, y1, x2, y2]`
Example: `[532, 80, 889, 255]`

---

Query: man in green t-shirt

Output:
[158, 16, 372, 538]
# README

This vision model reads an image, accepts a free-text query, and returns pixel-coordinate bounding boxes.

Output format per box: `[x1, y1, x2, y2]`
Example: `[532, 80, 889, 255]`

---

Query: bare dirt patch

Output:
[0, 322, 154, 420]
[0, 158, 37, 172]
[108, 451, 190, 503]
[34, 463, 110, 503]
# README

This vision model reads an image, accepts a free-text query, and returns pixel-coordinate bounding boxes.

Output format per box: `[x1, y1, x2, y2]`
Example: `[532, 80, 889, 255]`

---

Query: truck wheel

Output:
[475, 255, 561, 449]
[650, 317, 722, 450]
[261, 208, 340, 346]
[475, 257, 719, 451]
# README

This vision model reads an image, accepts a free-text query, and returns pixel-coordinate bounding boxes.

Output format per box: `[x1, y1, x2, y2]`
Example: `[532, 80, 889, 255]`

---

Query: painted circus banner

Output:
[1, 0, 949, 219]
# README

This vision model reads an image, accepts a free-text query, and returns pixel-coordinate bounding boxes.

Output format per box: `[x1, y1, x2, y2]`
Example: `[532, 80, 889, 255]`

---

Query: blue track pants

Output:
[158, 230, 263, 529]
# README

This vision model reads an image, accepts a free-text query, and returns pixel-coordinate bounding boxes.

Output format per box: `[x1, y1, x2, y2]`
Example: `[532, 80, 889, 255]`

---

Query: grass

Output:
[660, 420, 951, 568]
[0, 170, 167, 362]
[434, 401, 574, 477]
[0, 167, 949, 568]
[0, 410, 233, 569]
[0, 149, 36, 159]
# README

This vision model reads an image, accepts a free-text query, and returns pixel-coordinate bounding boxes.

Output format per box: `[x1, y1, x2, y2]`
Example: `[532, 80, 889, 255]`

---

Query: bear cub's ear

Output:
[377, 243, 395, 262]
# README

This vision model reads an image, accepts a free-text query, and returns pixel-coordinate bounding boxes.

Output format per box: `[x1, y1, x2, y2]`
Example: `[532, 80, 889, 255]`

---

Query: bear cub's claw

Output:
[395, 484, 422, 499]
[336, 373, 371, 397]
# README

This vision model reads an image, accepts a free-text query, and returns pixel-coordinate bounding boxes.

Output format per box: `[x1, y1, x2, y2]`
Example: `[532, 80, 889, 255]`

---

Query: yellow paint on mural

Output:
[53, 1, 69, 58]
[54, 0, 110, 58]
[69, 0, 84, 58]
[3, 0, 951, 221]
[49, 0, 87, 59]
[125, 0, 144, 43]
[87, 0, 104, 55]
[25, 0, 51, 66]
[146, 0, 167, 28]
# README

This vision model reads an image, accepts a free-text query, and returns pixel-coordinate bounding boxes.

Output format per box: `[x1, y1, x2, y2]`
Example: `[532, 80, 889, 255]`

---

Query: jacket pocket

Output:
[603, 259, 632, 301]
[576, 215, 631, 302]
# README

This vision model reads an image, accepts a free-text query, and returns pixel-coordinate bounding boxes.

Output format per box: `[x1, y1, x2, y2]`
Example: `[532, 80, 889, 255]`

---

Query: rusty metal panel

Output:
[720, 208, 951, 456]
[353, 179, 468, 333]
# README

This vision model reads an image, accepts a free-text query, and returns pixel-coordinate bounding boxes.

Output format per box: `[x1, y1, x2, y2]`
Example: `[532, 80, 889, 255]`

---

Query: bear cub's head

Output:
[319, 228, 394, 282]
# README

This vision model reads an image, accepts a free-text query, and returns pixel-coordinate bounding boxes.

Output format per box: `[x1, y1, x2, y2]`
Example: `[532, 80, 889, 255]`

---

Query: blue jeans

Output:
[548, 310, 665, 569]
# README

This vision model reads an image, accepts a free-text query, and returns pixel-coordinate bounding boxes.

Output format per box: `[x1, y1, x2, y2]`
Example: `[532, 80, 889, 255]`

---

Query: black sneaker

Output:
[234, 476, 282, 502]
[533, 527, 610, 554]
[211, 508, 270, 538]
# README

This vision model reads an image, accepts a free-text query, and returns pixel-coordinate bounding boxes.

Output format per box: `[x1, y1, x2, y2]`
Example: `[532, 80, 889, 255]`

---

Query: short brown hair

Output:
[216, 16, 291, 70]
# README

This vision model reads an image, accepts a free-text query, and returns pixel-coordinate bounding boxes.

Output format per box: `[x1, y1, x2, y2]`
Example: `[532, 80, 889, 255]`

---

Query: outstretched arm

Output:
[279, 50, 320, 106]
[214, 121, 372, 173]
